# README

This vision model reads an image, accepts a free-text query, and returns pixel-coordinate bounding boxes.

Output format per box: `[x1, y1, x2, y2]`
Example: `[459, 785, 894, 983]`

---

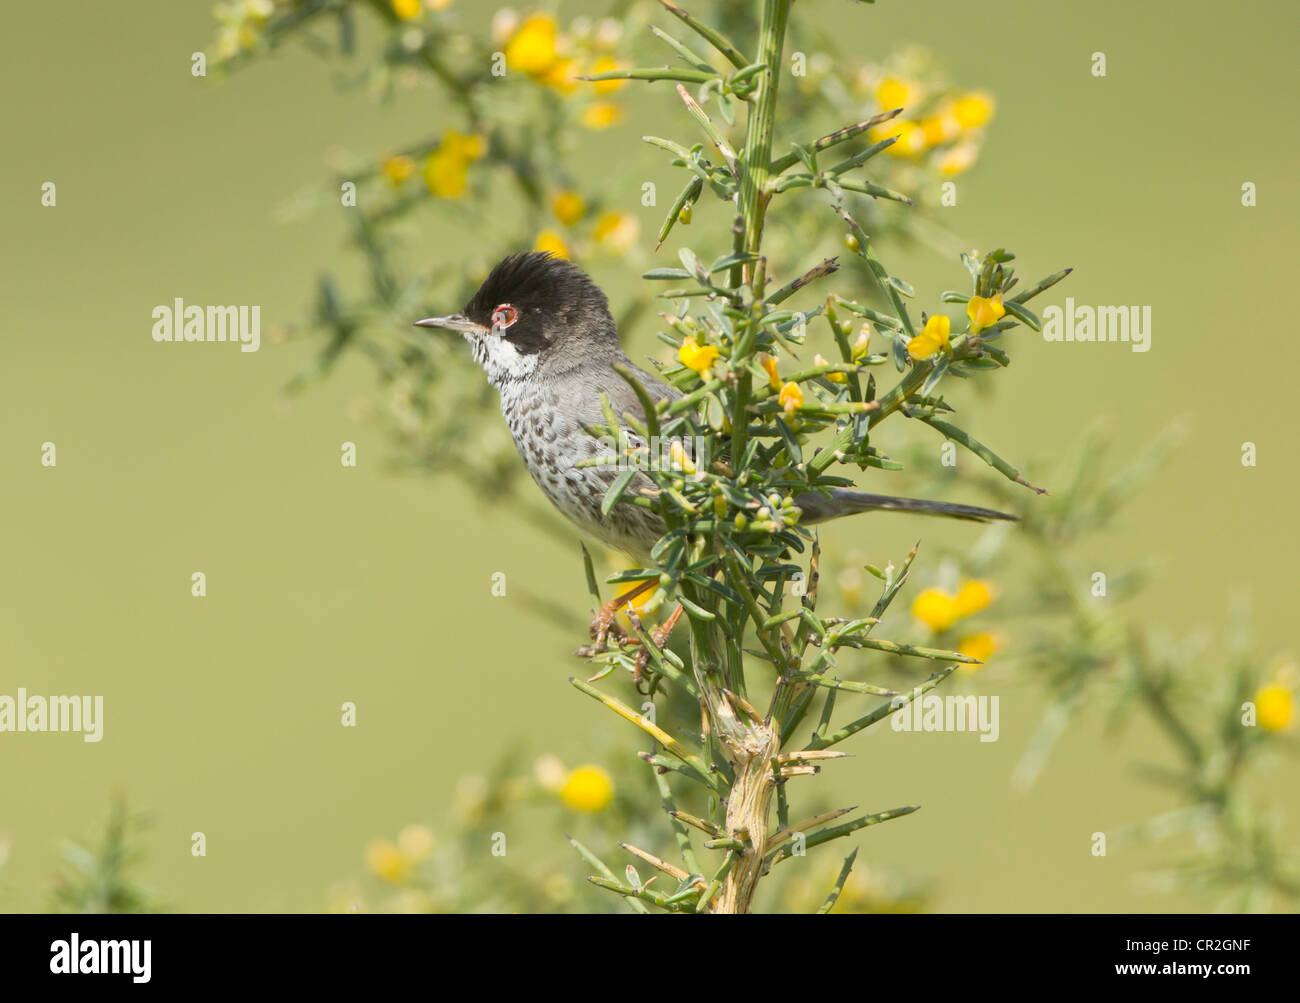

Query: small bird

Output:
[416, 252, 1012, 659]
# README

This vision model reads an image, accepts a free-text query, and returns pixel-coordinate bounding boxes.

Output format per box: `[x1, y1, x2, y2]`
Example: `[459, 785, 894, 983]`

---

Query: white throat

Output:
[466, 331, 540, 388]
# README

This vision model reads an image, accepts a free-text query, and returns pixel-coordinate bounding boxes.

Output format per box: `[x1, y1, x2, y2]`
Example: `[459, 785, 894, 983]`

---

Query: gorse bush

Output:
[187, 0, 1300, 914]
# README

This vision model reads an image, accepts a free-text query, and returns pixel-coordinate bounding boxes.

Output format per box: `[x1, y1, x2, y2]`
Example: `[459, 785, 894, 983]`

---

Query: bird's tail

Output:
[797, 489, 1016, 524]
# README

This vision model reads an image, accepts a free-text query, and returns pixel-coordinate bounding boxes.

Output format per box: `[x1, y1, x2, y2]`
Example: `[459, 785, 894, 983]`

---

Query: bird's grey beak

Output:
[413, 314, 489, 336]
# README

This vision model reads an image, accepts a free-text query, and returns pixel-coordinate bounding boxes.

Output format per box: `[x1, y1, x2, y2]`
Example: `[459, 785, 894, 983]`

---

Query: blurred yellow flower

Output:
[423, 130, 485, 199]
[589, 55, 629, 94]
[966, 293, 1006, 332]
[938, 142, 978, 176]
[396, 824, 435, 861]
[1255, 684, 1293, 732]
[678, 340, 719, 375]
[541, 57, 581, 93]
[921, 112, 961, 147]
[592, 211, 638, 253]
[581, 101, 625, 130]
[390, 0, 422, 18]
[381, 154, 416, 185]
[505, 13, 560, 76]
[953, 579, 994, 617]
[551, 189, 586, 226]
[913, 580, 993, 632]
[560, 764, 614, 812]
[761, 354, 781, 390]
[364, 838, 411, 884]
[953, 92, 995, 129]
[534, 229, 570, 258]
[875, 76, 911, 111]
[912, 588, 957, 632]
[878, 120, 924, 157]
[958, 631, 998, 668]
[778, 381, 803, 415]
[907, 313, 950, 360]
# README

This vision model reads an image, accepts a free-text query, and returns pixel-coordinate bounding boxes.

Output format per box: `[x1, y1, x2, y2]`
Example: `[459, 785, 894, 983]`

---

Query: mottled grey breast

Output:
[500, 352, 678, 561]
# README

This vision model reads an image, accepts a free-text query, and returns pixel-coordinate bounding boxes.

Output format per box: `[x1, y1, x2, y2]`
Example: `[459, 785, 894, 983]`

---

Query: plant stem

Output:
[708, 0, 792, 915]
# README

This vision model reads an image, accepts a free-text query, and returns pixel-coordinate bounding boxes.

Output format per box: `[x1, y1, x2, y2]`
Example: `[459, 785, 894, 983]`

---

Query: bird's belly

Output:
[507, 414, 662, 559]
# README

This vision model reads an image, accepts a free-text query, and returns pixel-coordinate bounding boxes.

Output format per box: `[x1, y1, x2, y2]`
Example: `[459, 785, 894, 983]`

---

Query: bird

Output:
[415, 251, 1013, 668]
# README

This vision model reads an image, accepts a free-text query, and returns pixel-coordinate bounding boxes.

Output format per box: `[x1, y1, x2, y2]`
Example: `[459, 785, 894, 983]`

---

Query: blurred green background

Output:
[2, 0, 1297, 912]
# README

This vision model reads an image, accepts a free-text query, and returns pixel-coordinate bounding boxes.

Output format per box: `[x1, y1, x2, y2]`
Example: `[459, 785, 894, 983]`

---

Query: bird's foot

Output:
[576, 578, 658, 658]
[632, 603, 683, 689]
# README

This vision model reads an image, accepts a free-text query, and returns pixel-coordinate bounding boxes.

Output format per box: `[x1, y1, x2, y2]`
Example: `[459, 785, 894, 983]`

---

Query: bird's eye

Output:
[492, 304, 519, 330]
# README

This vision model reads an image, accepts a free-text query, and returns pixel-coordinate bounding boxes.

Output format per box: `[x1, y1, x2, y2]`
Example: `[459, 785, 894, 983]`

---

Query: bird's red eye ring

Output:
[492, 304, 519, 330]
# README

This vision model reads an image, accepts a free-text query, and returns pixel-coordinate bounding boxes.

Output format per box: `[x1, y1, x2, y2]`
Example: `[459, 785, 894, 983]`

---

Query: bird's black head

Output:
[415, 252, 618, 385]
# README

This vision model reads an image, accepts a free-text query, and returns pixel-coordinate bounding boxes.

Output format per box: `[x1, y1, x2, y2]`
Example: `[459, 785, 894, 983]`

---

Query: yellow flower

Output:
[921, 112, 961, 148]
[581, 101, 625, 130]
[953, 92, 995, 129]
[966, 293, 1006, 332]
[953, 579, 994, 617]
[364, 838, 411, 884]
[878, 120, 925, 157]
[760, 354, 782, 390]
[958, 632, 998, 669]
[541, 57, 580, 94]
[778, 381, 803, 415]
[678, 340, 719, 376]
[668, 440, 697, 475]
[560, 765, 614, 813]
[381, 154, 416, 186]
[422, 131, 485, 199]
[441, 130, 485, 161]
[1255, 684, 1293, 732]
[875, 76, 911, 111]
[589, 55, 629, 94]
[551, 190, 586, 226]
[938, 142, 978, 176]
[534, 229, 570, 258]
[851, 326, 872, 360]
[912, 588, 958, 632]
[592, 211, 638, 253]
[390, 0, 422, 18]
[396, 825, 435, 861]
[815, 353, 846, 383]
[907, 313, 950, 360]
[505, 14, 560, 76]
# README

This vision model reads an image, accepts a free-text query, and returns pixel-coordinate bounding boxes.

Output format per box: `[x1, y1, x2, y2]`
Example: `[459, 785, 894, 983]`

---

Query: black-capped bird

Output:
[416, 252, 1012, 663]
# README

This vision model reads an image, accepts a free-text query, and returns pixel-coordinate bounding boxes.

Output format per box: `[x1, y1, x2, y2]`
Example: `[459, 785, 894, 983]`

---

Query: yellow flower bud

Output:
[534, 229, 571, 259]
[953, 580, 994, 617]
[1255, 684, 1293, 731]
[581, 101, 625, 130]
[551, 190, 586, 226]
[761, 354, 781, 390]
[390, 0, 421, 19]
[505, 14, 560, 76]
[958, 632, 998, 669]
[912, 588, 957, 632]
[589, 55, 629, 94]
[560, 765, 614, 813]
[953, 92, 995, 129]
[778, 381, 803, 414]
[875, 76, 911, 111]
